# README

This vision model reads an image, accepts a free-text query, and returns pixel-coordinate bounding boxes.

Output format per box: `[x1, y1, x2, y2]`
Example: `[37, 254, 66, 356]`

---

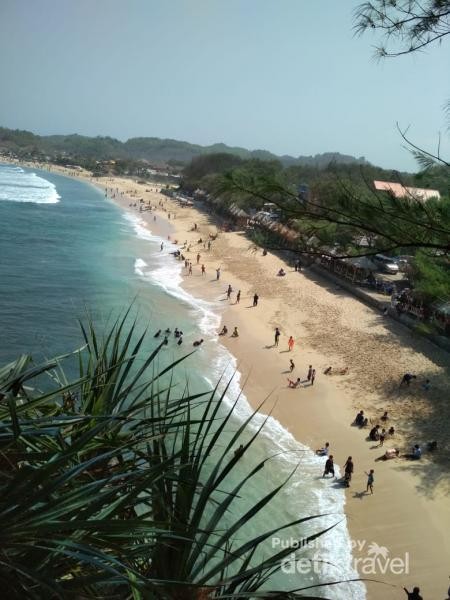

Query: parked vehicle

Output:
[373, 254, 399, 274]
[394, 255, 414, 273]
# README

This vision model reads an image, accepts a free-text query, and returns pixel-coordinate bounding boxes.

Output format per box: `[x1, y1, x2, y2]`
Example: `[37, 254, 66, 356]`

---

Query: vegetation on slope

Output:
[0, 125, 370, 168]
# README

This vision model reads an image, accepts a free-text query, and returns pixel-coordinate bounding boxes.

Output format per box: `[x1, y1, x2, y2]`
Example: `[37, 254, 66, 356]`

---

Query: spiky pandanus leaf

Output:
[0, 310, 359, 599]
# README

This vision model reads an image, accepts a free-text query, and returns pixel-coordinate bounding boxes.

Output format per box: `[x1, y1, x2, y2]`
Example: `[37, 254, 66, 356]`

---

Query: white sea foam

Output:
[123, 212, 155, 241]
[134, 258, 148, 277]
[124, 211, 365, 599]
[125, 212, 222, 337]
[0, 165, 60, 204]
[203, 358, 365, 599]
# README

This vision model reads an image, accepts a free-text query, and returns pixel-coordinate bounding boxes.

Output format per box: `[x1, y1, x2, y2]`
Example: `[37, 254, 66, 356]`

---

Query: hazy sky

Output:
[0, 0, 448, 171]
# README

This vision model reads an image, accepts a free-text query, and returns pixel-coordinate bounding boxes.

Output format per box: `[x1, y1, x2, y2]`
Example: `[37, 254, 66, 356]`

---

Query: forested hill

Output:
[0, 126, 369, 168]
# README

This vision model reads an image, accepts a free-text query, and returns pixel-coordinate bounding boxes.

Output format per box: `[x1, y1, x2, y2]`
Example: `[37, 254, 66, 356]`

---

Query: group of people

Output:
[153, 327, 206, 348]
[218, 325, 239, 338]
[355, 410, 398, 459]
[154, 327, 184, 346]
[286, 364, 316, 389]
[400, 372, 431, 391]
[353, 408, 436, 463]
[317, 446, 374, 493]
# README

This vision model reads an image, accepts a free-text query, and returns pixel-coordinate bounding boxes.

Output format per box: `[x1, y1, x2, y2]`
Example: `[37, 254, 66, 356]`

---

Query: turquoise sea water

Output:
[0, 163, 365, 599]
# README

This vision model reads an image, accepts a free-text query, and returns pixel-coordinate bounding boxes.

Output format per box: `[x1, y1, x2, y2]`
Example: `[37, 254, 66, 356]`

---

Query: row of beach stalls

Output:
[319, 255, 379, 284]
[192, 189, 300, 242]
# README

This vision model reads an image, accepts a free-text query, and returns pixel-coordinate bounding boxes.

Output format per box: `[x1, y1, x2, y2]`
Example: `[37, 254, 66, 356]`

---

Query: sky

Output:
[0, 0, 448, 171]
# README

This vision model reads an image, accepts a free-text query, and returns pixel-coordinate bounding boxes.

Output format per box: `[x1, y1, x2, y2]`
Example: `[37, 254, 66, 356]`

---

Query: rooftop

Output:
[373, 180, 440, 201]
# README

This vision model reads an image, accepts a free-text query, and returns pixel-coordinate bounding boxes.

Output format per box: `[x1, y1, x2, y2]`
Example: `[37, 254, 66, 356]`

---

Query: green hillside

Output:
[0, 125, 370, 168]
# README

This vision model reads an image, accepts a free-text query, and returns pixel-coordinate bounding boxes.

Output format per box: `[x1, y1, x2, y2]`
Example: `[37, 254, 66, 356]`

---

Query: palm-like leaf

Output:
[0, 310, 356, 598]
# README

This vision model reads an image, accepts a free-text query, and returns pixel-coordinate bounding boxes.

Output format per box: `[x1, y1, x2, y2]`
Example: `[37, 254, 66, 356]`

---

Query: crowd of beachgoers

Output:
[6, 162, 449, 600]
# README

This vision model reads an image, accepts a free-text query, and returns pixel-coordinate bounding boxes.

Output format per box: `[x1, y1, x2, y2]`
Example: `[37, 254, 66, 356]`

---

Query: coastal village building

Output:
[373, 180, 440, 202]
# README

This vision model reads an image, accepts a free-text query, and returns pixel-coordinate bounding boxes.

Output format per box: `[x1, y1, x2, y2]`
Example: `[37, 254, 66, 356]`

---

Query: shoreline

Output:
[5, 161, 450, 599]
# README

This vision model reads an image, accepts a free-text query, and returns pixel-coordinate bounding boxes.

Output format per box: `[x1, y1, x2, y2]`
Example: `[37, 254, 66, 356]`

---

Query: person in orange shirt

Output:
[288, 336, 294, 351]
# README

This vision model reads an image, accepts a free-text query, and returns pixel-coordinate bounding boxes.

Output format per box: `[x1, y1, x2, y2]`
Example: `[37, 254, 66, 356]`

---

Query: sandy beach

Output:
[11, 162, 450, 599]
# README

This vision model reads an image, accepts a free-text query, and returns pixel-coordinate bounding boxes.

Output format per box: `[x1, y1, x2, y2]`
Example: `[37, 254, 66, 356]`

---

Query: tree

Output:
[355, 1, 450, 169]
[219, 166, 450, 259]
[354, 0, 450, 58]
[411, 251, 450, 299]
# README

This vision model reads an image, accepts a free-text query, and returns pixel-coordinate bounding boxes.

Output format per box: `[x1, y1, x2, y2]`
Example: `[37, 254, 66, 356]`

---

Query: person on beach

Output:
[316, 442, 330, 456]
[400, 373, 416, 387]
[253, 293, 259, 307]
[323, 455, 335, 478]
[231, 327, 239, 337]
[160, 242, 164, 251]
[403, 586, 423, 600]
[307, 365, 313, 381]
[381, 411, 388, 422]
[197, 253, 201, 264]
[365, 469, 374, 494]
[411, 444, 422, 459]
[219, 325, 228, 336]
[208, 240, 211, 251]
[177, 337, 183, 346]
[287, 377, 301, 388]
[369, 424, 380, 441]
[216, 267, 221, 281]
[188, 263, 193, 275]
[289, 359, 295, 372]
[427, 440, 437, 452]
[378, 428, 386, 447]
[236, 290, 241, 304]
[388, 426, 395, 436]
[344, 456, 354, 485]
[380, 448, 400, 460]
[226, 284, 232, 299]
[310, 369, 316, 385]
[274, 327, 281, 347]
[234, 444, 244, 459]
[288, 336, 294, 351]
[201, 264, 206, 276]
[163, 336, 169, 345]
[354, 410, 365, 427]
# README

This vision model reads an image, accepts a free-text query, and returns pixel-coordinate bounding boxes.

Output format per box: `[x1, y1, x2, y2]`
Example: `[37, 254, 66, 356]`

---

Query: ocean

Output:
[0, 163, 365, 599]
